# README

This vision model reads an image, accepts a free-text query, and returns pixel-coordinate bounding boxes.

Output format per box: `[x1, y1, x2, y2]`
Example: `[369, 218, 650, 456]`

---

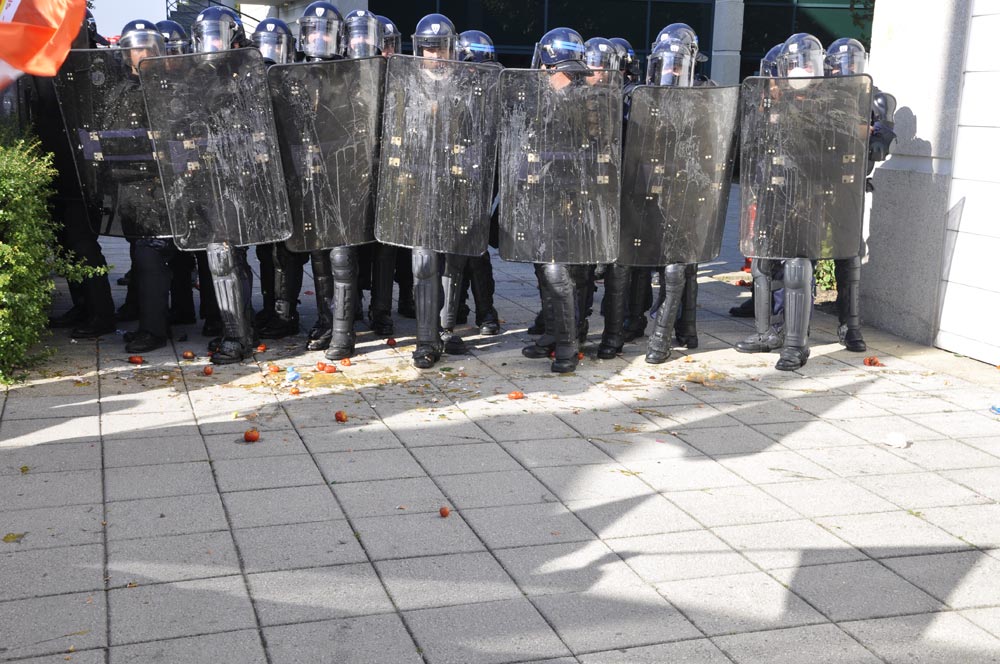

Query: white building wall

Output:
[935, 0, 1000, 365]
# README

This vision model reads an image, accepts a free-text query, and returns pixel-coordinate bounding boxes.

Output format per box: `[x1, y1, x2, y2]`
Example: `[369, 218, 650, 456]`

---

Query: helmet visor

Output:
[345, 18, 381, 57]
[826, 47, 866, 76]
[300, 16, 342, 58]
[119, 30, 163, 52]
[647, 47, 693, 87]
[585, 45, 619, 71]
[778, 47, 824, 77]
[192, 20, 232, 52]
[253, 31, 290, 64]
[413, 35, 456, 59]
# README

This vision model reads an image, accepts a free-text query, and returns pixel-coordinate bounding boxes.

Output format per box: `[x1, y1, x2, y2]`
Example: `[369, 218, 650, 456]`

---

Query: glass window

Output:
[546, 0, 648, 54]
[796, 7, 872, 49]
[741, 5, 794, 54]
[439, 0, 545, 49]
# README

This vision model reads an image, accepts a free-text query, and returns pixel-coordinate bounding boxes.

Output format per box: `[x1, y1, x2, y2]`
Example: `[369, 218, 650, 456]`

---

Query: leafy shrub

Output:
[814, 259, 836, 292]
[0, 120, 102, 382]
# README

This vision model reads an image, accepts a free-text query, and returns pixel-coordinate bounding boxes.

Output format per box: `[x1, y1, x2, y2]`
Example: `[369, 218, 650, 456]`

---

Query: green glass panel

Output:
[796, 6, 873, 49]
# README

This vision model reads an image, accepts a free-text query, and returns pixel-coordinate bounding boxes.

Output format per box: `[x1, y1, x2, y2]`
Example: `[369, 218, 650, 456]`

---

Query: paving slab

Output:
[108, 575, 256, 645]
[404, 598, 572, 664]
[713, 623, 882, 663]
[435, 469, 558, 509]
[0, 543, 104, 601]
[531, 585, 701, 653]
[353, 511, 485, 560]
[104, 493, 228, 541]
[222, 485, 345, 529]
[461, 503, 595, 550]
[882, 551, 1000, 610]
[841, 612, 1000, 663]
[375, 551, 522, 610]
[109, 629, 267, 664]
[107, 530, 240, 588]
[104, 461, 216, 502]
[247, 562, 394, 625]
[0, 591, 106, 660]
[606, 529, 756, 583]
[233, 520, 365, 573]
[264, 614, 422, 664]
[578, 639, 731, 663]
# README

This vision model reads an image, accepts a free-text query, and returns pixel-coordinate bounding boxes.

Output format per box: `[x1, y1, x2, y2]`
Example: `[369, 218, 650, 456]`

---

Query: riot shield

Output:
[138, 49, 292, 250]
[268, 57, 385, 252]
[375, 55, 500, 256]
[498, 68, 622, 264]
[739, 74, 872, 260]
[618, 85, 739, 267]
[52, 49, 171, 238]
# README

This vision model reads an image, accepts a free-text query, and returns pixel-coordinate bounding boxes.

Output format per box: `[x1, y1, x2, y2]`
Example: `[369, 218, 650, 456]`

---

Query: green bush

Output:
[0, 121, 102, 382]
[814, 259, 836, 292]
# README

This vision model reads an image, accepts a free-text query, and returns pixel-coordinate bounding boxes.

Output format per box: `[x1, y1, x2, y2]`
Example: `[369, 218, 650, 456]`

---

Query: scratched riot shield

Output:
[739, 74, 872, 260]
[618, 85, 739, 267]
[498, 68, 622, 264]
[138, 49, 292, 250]
[268, 56, 385, 252]
[52, 49, 171, 238]
[375, 55, 500, 256]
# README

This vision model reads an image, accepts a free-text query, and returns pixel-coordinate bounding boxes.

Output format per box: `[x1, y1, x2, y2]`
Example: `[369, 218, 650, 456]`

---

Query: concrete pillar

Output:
[710, 0, 744, 85]
[862, 0, 971, 346]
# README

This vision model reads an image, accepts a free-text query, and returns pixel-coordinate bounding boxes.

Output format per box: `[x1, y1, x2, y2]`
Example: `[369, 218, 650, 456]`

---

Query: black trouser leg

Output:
[543, 263, 578, 373]
[468, 252, 499, 333]
[646, 263, 686, 364]
[735, 258, 783, 353]
[624, 267, 652, 341]
[134, 238, 175, 340]
[118, 241, 139, 320]
[368, 242, 396, 335]
[674, 263, 699, 348]
[598, 263, 628, 357]
[395, 246, 415, 318]
[206, 243, 254, 363]
[169, 247, 196, 324]
[440, 254, 469, 355]
[834, 255, 866, 352]
[256, 243, 276, 325]
[324, 246, 356, 358]
[411, 247, 441, 368]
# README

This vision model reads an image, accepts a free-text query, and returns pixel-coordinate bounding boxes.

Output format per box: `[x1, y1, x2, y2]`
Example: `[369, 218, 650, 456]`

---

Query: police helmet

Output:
[412, 13, 457, 60]
[344, 10, 381, 58]
[825, 37, 866, 76]
[646, 35, 695, 87]
[376, 15, 401, 55]
[458, 30, 495, 63]
[252, 18, 293, 64]
[532, 27, 585, 68]
[583, 37, 621, 72]
[777, 33, 825, 78]
[119, 19, 165, 54]
[759, 43, 783, 77]
[192, 7, 239, 53]
[299, 1, 344, 60]
[156, 20, 189, 55]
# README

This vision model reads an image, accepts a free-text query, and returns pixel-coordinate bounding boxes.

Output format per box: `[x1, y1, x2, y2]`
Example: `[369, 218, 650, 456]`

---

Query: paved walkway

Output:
[3, 192, 1000, 663]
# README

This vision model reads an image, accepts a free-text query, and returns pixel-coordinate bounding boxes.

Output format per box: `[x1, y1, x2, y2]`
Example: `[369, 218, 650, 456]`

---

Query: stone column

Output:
[710, 0, 744, 85]
[862, 0, 971, 345]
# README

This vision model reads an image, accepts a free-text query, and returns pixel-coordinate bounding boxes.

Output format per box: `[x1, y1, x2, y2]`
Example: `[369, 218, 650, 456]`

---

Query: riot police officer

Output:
[116, 20, 179, 352]
[191, 7, 260, 363]
[520, 27, 595, 373]
[444, 29, 503, 338]
[826, 37, 895, 353]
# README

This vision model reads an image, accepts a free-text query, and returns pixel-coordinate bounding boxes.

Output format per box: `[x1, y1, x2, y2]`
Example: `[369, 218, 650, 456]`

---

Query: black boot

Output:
[775, 258, 812, 371]
[440, 255, 468, 355]
[324, 247, 356, 358]
[623, 268, 652, 342]
[835, 256, 867, 352]
[395, 247, 416, 318]
[368, 242, 396, 336]
[207, 244, 255, 365]
[646, 264, 686, 364]
[469, 253, 500, 335]
[411, 247, 442, 369]
[545, 264, 579, 373]
[674, 263, 699, 349]
[597, 263, 627, 359]
[735, 259, 784, 353]
[306, 249, 338, 352]
[259, 243, 303, 339]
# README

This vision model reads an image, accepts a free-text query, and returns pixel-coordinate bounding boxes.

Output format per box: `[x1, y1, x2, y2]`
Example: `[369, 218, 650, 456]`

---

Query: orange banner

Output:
[0, 0, 85, 88]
